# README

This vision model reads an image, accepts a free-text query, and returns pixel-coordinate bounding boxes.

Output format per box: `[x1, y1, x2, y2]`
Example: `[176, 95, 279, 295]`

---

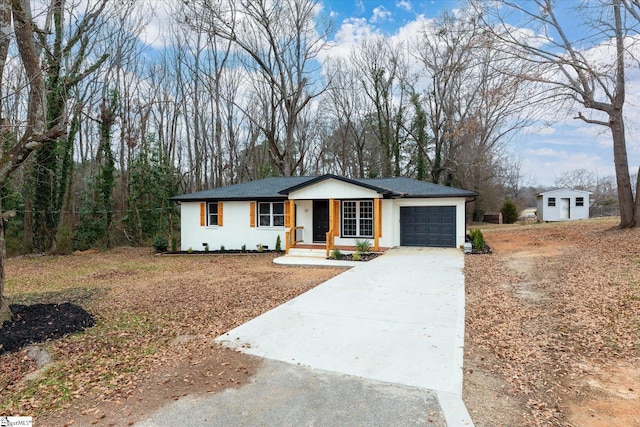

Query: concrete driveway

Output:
[137, 248, 474, 426]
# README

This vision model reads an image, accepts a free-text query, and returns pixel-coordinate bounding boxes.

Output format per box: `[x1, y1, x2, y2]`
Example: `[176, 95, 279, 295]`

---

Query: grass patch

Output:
[7, 287, 103, 306]
[0, 248, 344, 418]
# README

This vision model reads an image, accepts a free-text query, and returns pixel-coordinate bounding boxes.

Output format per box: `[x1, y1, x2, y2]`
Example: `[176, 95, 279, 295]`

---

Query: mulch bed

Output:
[328, 252, 381, 261]
[161, 250, 283, 255]
[0, 303, 96, 354]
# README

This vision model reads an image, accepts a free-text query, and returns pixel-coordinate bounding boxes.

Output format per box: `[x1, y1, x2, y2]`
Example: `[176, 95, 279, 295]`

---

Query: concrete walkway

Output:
[137, 248, 474, 426]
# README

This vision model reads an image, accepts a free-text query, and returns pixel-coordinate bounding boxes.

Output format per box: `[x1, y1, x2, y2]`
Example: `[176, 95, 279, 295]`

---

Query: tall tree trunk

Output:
[610, 111, 635, 227]
[0, 198, 11, 324]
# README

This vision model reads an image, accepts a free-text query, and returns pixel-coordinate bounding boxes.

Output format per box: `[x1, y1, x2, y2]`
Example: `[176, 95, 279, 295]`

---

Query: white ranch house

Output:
[536, 188, 591, 222]
[171, 174, 476, 255]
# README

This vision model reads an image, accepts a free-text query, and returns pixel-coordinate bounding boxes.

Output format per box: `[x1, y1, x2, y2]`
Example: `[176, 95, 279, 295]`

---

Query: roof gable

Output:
[279, 174, 393, 196]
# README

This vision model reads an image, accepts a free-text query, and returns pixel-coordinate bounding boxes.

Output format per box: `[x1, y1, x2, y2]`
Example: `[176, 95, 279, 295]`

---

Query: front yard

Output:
[2, 218, 639, 426]
[464, 218, 640, 426]
[0, 249, 344, 426]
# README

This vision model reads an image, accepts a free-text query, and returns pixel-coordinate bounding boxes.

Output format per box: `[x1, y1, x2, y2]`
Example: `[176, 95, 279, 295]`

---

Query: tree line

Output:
[0, 0, 638, 258]
[3, 0, 640, 322]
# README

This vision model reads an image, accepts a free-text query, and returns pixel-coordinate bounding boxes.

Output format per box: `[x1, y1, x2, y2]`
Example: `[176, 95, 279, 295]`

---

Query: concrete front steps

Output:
[287, 247, 329, 258]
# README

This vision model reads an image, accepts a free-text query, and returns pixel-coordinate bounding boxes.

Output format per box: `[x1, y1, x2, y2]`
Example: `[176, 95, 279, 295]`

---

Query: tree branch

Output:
[574, 111, 610, 127]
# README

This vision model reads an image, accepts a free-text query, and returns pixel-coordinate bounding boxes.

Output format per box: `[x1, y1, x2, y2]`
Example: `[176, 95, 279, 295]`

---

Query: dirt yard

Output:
[464, 218, 640, 426]
[2, 219, 639, 426]
[0, 250, 344, 426]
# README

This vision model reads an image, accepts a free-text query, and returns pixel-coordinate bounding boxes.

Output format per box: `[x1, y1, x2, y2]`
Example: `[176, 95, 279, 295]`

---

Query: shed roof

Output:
[536, 188, 593, 197]
[170, 174, 477, 202]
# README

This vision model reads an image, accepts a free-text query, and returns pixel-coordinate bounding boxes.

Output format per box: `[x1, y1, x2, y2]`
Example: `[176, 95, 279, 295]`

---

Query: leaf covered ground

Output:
[3, 220, 639, 426]
[0, 249, 344, 426]
[463, 218, 640, 426]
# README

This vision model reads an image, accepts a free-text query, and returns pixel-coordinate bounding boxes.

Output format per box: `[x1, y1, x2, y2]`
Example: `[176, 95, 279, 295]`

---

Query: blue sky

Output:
[141, 0, 636, 187]
[318, 0, 635, 187]
[325, 0, 459, 29]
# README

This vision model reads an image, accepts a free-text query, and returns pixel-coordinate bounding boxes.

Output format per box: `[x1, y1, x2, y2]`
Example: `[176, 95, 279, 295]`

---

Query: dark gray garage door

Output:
[400, 206, 456, 247]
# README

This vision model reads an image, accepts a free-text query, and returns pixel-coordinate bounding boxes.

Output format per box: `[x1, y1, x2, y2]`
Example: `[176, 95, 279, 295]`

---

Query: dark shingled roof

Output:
[170, 174, 476, 202]
[352, 177, 476, 198]
[170, 176, 310, 201]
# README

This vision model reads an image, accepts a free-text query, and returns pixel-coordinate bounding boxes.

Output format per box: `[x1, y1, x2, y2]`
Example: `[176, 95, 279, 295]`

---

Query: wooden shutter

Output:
[333, 200, 340, 236]
[285, 200, 292, 228]
[250, 202, 256, 227]
[200, 202, 205, 226]
[218, 202, 223, 226]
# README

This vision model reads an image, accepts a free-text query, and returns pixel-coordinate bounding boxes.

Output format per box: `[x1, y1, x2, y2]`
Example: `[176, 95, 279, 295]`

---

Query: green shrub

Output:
[220, 245, 226, 253]
[329, 248, 343, 260]
[187, 247, 193, 253]
[257, 244, 264, 253]
[241, 244, 247, 253]
[171, 237, 178, 253]
[275, 235, 282, 252]
[152, 235, 168, 253]
[351, 252, 362, 261]
[354, 239, 372, 254]
[204, 244, 210, 252]
[501, 198, 519, 224]
[469, 228, 485, 252]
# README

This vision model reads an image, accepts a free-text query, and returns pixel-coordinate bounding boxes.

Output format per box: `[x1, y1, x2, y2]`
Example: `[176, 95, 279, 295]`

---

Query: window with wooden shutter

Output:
[200, 203, 205, 226]
[207, 202, 218, 226]
[285, 201, 292, 227]
[218, 202, 224, 226]
[333, 200, 340, 236]
[250, 202, 256, 227]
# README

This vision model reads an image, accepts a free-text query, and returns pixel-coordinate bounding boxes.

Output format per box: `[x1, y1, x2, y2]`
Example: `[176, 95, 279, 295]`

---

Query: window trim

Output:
[548, 197, 556, 207]
[257, 201, 285, 228]
[341, 199, 374, 238]
[207, 202, 219, 226]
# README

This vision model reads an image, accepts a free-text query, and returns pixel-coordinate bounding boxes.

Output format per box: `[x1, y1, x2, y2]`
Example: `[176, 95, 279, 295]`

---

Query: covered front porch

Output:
[284, 198, 384, 257]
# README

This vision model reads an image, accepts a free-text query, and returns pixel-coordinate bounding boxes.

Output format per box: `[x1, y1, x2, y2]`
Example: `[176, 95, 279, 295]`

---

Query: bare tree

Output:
[554, 168, 597, 191]
[183, 0, 331, 176]
[500, 155, 533, 199]
[481, 0, 640, 228]
[1, 0, 64, 323]
[414, 9, 533, 187]
[351, 36, 412, 177]
[321, 57, 371, 177]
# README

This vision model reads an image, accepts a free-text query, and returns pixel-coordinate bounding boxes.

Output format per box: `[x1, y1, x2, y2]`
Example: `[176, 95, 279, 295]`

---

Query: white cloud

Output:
[322, 17, 379, 60]
[521, 125, 556, 136]
[524, 147, 561, 157]
[371, 6, 392, 24]
[137, 0, 176, 49]
[396, 0, 413, 12]
[520, 148, 613, 186]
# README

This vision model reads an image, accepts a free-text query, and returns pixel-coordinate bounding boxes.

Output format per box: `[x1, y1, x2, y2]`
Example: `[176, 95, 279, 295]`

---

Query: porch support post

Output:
[285, 199, 295, 254]
[328, 198, 335, 256]
[374, 198, 381, 251]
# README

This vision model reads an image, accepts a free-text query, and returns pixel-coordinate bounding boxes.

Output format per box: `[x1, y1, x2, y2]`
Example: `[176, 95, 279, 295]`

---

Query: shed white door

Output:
[560, 198, 570, 220]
